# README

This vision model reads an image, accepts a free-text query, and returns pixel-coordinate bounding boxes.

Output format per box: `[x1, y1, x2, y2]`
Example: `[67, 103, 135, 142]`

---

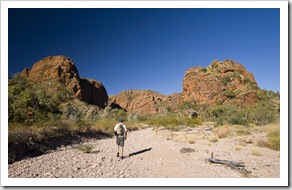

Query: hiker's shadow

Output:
[126, 148, 152, 158]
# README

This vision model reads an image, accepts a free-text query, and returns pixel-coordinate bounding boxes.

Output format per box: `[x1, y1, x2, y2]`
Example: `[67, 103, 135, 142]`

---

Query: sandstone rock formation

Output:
[109, 90, 184, 115]
[182, 59, 258, 106]
[109, 90, 166, 115]
[111, 59, 259, 115]
[21, 55, 108, 108]
[19, 57, 259, 115]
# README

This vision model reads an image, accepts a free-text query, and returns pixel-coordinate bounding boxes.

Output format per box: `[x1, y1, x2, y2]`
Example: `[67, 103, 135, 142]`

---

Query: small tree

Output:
[247, 101, 278, 125]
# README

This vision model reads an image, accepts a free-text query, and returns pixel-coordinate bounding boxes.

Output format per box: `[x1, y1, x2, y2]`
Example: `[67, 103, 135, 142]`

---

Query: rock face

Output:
[110, 90, 184, 115]
[19, 57, 259, 114]
[182, 59, 258, 105]
[110, 90, 166, 115]
[110, 60, 259, 115]
[21, 55, 108, 108]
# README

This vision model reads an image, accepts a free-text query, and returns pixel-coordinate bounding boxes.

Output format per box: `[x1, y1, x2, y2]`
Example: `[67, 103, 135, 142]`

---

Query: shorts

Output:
[116, 135, 125, 147]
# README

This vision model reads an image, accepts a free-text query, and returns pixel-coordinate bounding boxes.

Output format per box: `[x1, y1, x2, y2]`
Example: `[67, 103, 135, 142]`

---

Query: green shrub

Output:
[223, 90, 236, 99]
[201, 68, 208, 73]
[211, 63, 219, 68]
[223, 75, 233, 85]
[203, 104, 248, 126]
[248, 102, 278, 125]
[9, 74, 73, 123]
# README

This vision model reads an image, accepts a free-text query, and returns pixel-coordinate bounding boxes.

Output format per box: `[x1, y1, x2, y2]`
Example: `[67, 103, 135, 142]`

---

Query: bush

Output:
[267, 125, 280, 151]
[178, 100, 200, 117]
[247, 102, 278, 125]
[203, 104, 248, 126]
[223, 75, 233, 85]
[100, 107, 127, 121]
[223, 90, 236, 99]
[9, 74, 73, 123]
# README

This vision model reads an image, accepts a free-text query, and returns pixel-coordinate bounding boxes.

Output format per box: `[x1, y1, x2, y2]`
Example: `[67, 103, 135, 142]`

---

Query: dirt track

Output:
[8, 127, 280, 179]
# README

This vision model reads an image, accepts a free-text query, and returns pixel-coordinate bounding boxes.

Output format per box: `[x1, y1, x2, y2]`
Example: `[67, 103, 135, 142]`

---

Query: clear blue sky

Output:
[8, 8, 280, 95]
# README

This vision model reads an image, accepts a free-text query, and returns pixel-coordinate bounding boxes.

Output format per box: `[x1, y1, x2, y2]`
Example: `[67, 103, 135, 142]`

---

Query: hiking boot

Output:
[117, 152, 119, 157]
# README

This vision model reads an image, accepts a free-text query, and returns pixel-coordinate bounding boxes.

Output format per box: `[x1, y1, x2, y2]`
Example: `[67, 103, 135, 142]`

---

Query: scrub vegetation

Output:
[8, 74, 280, 163]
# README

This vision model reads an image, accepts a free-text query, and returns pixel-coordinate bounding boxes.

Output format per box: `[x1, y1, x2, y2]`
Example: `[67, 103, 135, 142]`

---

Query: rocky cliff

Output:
[19, 57, 259, 114]
[111, 59, 259, 114]
[182, 59, 258, 106]
[110, 90, 165, 115]
[20, 55, 108, 108]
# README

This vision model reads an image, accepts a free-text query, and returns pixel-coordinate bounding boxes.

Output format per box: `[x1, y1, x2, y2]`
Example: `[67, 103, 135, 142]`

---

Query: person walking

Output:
[114, 119, 127, 159]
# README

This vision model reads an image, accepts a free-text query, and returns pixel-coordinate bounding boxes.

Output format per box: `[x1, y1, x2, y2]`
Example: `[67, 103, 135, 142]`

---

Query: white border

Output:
[0, 0, 288, 8]
[1, 0, 288, 187]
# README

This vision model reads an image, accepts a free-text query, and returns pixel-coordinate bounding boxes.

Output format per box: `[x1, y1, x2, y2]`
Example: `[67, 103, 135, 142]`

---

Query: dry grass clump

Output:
[213, 125, 252, 139]
[234, 145, 242, 151]
[253, 124, 280, 151]
[9, 123, 41, 142]
[213, 126, 231, 138]
[209, 136, 219, 143]
[266, 124, 280, 151]
[232, 125, 251, 136]
[251, 149, 262, 156]
[186, 134, 197, 144]
[92, 120, 117, 135]
[256, 139, 269, 147]
[76, 144, 94, 153]
[169, 133, 196, 144]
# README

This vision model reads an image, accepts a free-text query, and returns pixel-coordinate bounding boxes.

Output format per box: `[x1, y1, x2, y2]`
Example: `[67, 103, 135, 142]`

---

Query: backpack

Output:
[116, 124, 124, 135]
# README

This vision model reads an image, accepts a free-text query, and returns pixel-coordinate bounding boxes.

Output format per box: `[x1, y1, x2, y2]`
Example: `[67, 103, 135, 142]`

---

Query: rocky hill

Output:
[18, 56, 260, 115]
[20, 55, 108, 108]
[182, 59, 258, 106]
[111, 59, 260, 114]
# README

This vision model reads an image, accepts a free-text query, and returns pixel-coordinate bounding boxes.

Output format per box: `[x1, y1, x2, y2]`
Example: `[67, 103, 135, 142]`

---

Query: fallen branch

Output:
[207, 153, 251, 177]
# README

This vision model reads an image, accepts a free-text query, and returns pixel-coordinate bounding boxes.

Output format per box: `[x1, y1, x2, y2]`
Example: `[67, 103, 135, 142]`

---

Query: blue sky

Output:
[8, 8, 280, 95]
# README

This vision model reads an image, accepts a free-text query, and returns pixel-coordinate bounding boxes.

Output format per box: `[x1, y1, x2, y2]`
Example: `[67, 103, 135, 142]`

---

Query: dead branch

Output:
[207, 153, 251, 177]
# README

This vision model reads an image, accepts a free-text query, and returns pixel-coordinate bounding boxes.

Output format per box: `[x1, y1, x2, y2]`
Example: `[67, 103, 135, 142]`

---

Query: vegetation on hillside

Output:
[8, 74, 280, 161]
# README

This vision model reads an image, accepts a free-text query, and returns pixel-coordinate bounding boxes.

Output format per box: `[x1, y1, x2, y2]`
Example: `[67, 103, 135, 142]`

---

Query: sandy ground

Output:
[8, 125, 280, 181]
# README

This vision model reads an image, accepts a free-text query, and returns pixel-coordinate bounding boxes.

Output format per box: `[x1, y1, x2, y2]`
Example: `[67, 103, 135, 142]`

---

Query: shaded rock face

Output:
[182, 59, 258, 105]
[110, 90, 184, 115]
[110, 90, 165, 115]
[21, 55, 108, 108]
[77, 78, 108, 108]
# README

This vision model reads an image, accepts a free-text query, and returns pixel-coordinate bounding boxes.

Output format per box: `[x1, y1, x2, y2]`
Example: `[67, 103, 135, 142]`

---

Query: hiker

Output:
[114, 119, 127, 159]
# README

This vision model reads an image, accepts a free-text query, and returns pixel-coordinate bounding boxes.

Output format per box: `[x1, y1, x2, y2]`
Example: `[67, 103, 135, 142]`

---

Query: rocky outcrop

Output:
[21, 55, 108, 108]
[182, 59, 258, 105]
[19, 57, 259, 114]
[77, 78, 108, 108]
[109, 90, 166, 115]
[109, 90, 184, 115]
[109, 59, 259, 115]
